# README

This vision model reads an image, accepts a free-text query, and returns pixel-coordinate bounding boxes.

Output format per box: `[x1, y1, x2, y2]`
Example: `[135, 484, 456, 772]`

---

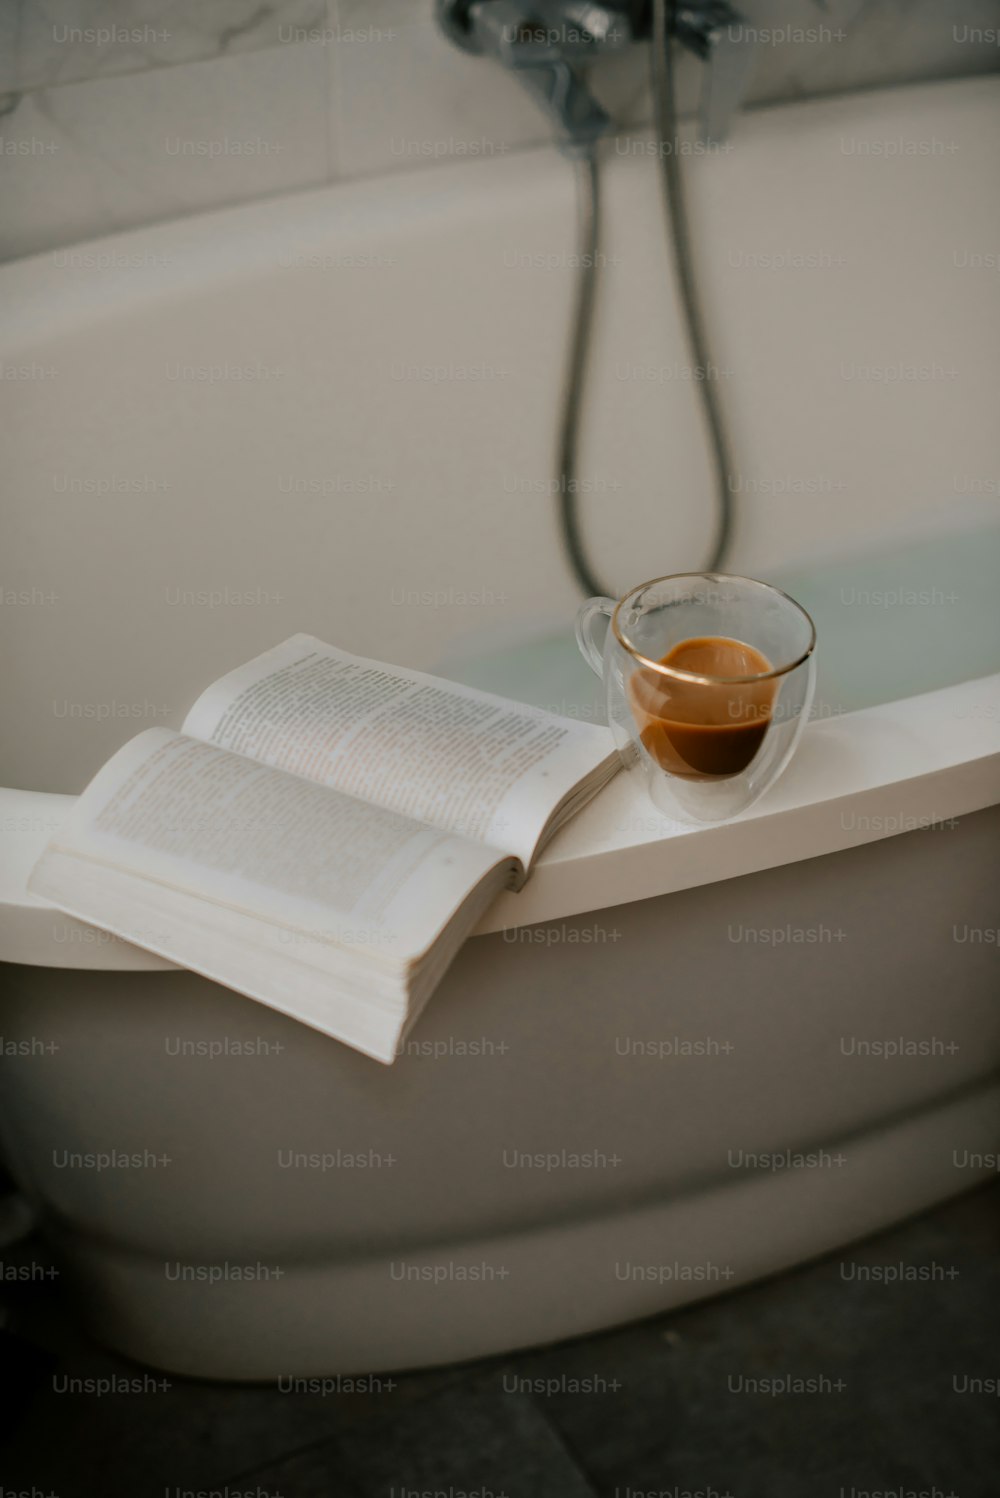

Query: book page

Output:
[32, 728, 510, 962]
[182, 635, 614, 865]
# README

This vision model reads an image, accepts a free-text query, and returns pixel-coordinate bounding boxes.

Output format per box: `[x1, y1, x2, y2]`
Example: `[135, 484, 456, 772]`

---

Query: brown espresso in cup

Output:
[626, 635, 777, 780]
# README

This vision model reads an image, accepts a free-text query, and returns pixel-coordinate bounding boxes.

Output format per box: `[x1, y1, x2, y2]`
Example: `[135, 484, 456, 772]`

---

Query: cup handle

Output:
[575, 596, 616, 677]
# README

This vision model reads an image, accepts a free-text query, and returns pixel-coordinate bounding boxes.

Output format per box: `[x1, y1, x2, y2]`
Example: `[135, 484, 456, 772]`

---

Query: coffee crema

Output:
[627, 634, 776, 780]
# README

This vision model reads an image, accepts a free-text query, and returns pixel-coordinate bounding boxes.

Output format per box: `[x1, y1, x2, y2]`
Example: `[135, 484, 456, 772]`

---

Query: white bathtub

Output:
[1, 77, 999, 1377]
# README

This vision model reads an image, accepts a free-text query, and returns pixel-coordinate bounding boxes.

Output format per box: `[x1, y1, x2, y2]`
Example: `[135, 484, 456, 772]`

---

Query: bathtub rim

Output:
[2, 670, 998, 972]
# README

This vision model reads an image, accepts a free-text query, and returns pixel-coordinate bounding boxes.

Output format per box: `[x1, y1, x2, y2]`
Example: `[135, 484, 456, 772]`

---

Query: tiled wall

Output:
[1, 0, 998, 261]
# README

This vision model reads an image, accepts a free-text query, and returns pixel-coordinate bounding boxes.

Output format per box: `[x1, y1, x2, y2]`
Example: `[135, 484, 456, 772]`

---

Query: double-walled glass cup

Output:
[576, 573, 817, 822]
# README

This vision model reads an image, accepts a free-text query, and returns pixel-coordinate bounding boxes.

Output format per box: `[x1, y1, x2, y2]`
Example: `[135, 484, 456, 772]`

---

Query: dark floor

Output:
[1, 1183, 998, 1498]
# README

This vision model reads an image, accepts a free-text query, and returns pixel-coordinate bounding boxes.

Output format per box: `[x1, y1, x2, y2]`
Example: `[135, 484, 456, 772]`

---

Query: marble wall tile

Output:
[0, 40, 330, 261]
[0, 0, 326, 94]
[740, 0, 1000, 107]
[328, 2, 552, 179]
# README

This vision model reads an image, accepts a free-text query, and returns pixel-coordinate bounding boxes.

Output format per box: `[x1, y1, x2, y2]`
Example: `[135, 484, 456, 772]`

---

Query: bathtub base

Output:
[58, 1080, 999, 1380]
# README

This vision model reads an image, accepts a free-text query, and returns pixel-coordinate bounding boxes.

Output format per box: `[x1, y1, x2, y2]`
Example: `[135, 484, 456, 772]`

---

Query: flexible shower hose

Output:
[556, 0, 736, 598]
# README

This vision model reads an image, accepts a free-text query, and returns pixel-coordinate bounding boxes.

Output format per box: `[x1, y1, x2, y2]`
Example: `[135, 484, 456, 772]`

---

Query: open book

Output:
[29, 635, 618, 1062]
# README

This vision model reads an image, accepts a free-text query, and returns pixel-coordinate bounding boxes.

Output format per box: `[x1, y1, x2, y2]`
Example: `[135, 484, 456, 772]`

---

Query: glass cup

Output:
[576, 573, 817, 822]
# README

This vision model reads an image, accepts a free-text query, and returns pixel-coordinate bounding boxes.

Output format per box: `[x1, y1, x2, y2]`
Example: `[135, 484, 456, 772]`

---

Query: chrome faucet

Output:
[671, 2, 756, 145]
[435, 0, 631, 152]
[435, 0, 755, 150]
